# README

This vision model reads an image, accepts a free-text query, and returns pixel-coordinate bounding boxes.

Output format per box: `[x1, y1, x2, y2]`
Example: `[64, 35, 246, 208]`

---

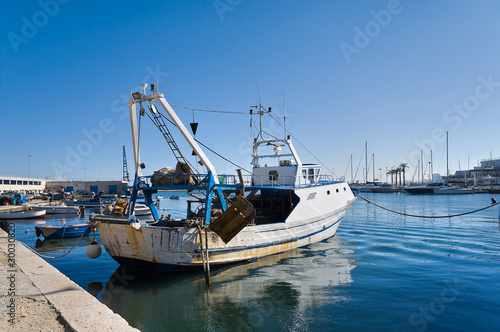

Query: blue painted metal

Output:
[128, 174, 139, 217]
[203, 172, 215, 226]
[214, 188, 227, 212]
[126, 172, 245, 224]
[143, 190, 160, 221]
[37, 224, 98, 240]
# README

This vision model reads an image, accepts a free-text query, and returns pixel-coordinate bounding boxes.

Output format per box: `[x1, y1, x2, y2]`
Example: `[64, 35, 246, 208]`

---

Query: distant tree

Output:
[387, 168, 397, 185]
[387, 169, 394, 184]
[400, 163, 409, 187]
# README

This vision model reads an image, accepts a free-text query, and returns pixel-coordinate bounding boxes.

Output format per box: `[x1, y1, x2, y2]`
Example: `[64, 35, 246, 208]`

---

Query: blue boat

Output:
[35, 224, 98, 239]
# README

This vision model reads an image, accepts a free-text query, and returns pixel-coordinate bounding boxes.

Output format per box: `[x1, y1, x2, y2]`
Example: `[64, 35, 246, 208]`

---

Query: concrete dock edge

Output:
[0, 228, 139, 331]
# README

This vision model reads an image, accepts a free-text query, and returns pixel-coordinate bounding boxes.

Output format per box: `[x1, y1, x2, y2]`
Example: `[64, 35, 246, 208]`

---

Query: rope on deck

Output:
[355, 194, 500, 219]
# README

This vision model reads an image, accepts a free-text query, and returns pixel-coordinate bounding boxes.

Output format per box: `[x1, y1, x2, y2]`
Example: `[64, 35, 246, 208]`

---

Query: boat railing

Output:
[141, 173, 341, 190]
[143, 173, 241, 189]
[246, 174, 342, 188]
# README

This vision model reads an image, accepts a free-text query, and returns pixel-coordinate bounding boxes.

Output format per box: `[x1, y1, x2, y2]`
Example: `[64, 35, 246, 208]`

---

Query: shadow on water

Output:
[89, 235, 357, 332]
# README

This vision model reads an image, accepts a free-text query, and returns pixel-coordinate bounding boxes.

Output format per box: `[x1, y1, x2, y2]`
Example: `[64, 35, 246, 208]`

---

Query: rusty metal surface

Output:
[209, 196, 256, 244]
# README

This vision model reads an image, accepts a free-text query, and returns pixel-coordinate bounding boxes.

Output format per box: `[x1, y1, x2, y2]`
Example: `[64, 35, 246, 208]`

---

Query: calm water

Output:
[12, 192, 500, 331]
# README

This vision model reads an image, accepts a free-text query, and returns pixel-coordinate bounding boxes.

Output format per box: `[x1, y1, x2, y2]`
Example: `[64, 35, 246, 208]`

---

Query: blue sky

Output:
[2, 0, 500, 183]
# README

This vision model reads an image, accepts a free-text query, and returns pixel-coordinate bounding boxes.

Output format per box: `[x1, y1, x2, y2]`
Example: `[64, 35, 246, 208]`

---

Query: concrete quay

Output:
[0, 228, 139, 331]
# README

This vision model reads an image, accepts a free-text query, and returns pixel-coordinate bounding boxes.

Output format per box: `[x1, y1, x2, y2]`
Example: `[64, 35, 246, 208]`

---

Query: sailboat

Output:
[89, 83, 356, 271]
[404, 132, 472, 195]
[432, 131, 473, 194]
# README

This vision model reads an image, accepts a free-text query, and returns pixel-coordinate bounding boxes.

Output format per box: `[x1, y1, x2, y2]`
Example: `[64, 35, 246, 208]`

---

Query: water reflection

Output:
[34, 236, 92, 254]
[44, 213, 87, 224]
[96, 235, 356, 331]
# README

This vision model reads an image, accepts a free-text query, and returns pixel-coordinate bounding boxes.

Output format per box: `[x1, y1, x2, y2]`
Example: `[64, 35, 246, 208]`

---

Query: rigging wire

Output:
[249, 50, 262, 106]
[367, 154, 373, 182]
[344, 156, 351, 182]
[354, 148, 364, 183]
[194, 138, 294, 190]
[143, 100, 198, 173]
[266, 112, 338, 178]
[171, 104, 250, 115]
[169, 100, 339, 179]
[410, 157, 419, 183]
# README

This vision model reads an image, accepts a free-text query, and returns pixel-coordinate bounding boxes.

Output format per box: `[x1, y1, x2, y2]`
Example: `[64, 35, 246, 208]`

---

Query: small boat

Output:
[64, 199, 102, 208]
[31, 204, 84, 214]
[103, 202, 152, 216]
[0, 209, 46, 220]
[370, 183, 400, 193]
[402, 183, 446, 195]
[35, 223, 97, 239]
[133, 203, 152, 216]
[64, 193, 115, 208]
[432, 186, 473, 195]
[169, 195, 181, 200]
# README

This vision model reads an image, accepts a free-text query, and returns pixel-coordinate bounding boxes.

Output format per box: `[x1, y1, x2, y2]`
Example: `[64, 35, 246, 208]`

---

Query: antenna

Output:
[249, 51, 261, 106]
[283, 91, 286, 140]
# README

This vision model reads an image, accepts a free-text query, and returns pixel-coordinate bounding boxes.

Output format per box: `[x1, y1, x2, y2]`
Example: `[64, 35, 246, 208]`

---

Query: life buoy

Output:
[96, 197, 100, 201]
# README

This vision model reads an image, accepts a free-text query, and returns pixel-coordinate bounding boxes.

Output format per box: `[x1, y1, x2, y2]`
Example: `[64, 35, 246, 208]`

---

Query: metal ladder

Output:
[147, 102, 192, 170]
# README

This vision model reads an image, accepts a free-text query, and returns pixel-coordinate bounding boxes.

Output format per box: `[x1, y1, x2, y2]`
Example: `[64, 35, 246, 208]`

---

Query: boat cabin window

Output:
[269, 170, 278, 181]
[308, 168, 314, 180]
[306, 168, 320, 183]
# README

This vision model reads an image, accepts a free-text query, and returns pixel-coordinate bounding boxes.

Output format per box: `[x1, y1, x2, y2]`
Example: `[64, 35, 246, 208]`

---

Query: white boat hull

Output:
[432, 187, 473, 195]
[97, 183, 355, 271]
[0, 210, 46, 220]
[31, 205, 80, 214]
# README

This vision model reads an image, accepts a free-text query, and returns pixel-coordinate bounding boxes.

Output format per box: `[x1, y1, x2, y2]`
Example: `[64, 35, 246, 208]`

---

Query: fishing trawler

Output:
[89, 83, 356, 271]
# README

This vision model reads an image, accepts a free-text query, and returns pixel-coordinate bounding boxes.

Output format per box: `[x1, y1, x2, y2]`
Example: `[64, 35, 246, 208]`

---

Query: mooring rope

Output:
[196, 223, 211, 288]
[355, 194, 500, 219]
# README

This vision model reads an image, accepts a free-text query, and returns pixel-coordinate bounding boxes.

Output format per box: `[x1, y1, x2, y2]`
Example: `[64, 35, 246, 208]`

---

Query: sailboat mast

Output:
[430, 150, 433, 182]
[350, 154, 353, 184]
[365, 141, 368, 184]
[421, 150, 423, 184]
[446, 131, 449, 177]
[372, 153, 375, 182]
